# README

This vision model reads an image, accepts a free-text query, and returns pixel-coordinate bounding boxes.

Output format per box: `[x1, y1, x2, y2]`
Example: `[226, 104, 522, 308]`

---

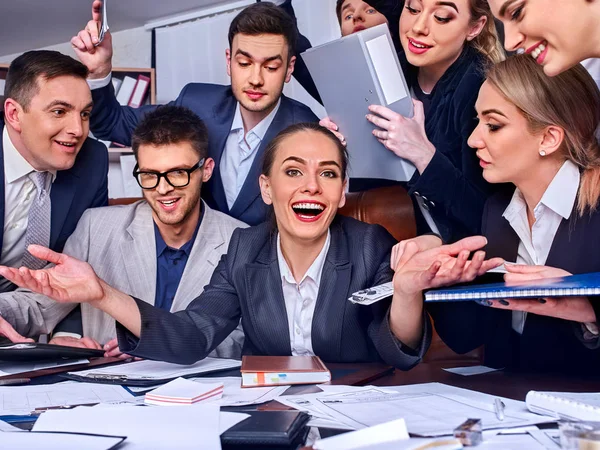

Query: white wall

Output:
[0, 26, 152, 68]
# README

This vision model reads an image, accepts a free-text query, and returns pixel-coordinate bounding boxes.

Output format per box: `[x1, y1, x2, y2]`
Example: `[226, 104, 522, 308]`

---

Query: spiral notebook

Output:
[526, 391, 600, 421]
[424, 272, 600, 302]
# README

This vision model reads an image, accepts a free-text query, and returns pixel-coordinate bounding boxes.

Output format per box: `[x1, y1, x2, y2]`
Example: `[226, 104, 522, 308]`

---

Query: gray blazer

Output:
[0, 201, 247, 359]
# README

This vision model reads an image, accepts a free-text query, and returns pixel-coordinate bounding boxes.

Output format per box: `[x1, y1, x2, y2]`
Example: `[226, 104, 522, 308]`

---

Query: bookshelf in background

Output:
[0, 63, 8, 110]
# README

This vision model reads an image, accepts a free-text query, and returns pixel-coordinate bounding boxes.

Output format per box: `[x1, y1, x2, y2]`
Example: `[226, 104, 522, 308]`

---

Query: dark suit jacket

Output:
[0, 119, 108, 274]
[428, 186, 600, 375]
[89, 83, 318, 225]
[404, 46, 493, 243]
[117, 215, 431, 369]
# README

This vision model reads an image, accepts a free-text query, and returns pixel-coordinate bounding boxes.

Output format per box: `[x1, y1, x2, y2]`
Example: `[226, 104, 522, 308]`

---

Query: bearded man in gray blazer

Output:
[0, 106, 246, 359]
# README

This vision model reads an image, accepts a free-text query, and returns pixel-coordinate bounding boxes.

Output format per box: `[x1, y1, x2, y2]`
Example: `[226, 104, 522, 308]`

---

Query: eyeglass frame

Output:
[132, 158, 206, 190]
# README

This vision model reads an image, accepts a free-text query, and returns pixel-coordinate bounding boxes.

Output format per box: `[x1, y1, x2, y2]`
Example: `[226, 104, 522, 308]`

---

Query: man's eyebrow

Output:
[499, 0, 518, 17]
[341, 3, 353, 13]
[481, 108, 507, 118]
[45, 100, 74, 109]
[235, 49, 283, 63]
[436, 1, 458, 12]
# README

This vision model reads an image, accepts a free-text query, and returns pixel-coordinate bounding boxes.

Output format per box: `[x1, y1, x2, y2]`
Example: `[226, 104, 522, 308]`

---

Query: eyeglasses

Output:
[133, 158, 206, 190]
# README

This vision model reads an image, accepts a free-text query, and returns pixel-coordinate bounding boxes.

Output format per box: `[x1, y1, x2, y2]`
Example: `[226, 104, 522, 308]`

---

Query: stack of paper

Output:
[145, 378, 224, 406]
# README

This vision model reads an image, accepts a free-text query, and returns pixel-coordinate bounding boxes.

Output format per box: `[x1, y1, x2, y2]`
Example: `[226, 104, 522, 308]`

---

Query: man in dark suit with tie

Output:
[72, 1, 318, 225]
[0, 50, 108, 293]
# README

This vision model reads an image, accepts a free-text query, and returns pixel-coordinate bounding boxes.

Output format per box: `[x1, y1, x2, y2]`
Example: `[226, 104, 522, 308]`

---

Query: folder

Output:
[220, 411, 310, 449]
[425, 272, 600, 302]
[240, 355, 331, 387]
[301, 24, 416, 182]
[115, 76, 137, 106]
[0, 343, 104, 362]
[128, 74, 150, 108]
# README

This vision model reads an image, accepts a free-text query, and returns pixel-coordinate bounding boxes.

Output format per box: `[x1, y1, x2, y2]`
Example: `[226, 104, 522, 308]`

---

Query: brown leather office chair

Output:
[338, 185, 482, 365]
[109, 188, 482, 364]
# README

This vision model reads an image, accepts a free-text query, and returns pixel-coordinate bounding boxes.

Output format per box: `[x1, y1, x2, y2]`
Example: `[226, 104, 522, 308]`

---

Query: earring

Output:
[539, 150, 546, 157]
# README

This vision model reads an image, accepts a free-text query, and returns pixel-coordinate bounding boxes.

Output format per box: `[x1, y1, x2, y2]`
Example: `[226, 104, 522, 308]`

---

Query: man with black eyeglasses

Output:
[0, 106, 246, 358]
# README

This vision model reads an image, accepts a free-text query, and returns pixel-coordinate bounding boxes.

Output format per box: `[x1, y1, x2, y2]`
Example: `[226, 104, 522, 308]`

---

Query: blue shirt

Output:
[153, 209, 203, 311]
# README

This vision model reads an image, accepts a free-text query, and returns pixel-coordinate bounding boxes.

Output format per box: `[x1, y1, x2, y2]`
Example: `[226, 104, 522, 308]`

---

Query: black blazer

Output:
[428, 186, 600, 374]
[404, 46, 493, 243]
[117, 215, 431, 369]
[89, 83, 318, 226]
[0, 118, 108, 272]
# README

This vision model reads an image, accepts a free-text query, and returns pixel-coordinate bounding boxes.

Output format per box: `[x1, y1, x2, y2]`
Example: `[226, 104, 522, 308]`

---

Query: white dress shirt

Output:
[277, 231, 331, 356]
[502, 160, 580, 334]
[220, 101, 281, 209]
[0, 126, 56, 291]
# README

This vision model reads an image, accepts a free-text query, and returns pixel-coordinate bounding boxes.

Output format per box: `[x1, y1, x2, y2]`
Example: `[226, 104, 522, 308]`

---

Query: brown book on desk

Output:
[241, 355, 331, 387]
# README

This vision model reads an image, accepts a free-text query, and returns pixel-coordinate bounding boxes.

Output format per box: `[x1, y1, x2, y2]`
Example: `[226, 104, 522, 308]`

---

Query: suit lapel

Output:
[205, 94, 237, 213]
[244, 231, 292, 355]
[49, 171, 77, 249]
[311, 223, 351, 361]
[172, 204, 225, 311]
[120, 203, 157, 304]
[229, 98, 292, 219]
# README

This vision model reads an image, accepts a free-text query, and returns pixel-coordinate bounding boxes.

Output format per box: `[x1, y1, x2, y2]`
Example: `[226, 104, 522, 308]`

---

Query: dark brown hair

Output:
[228, 2, 297, 60]
[132, 106, 209, 160]
[261, 122, 349, 178]
[5, 50, 89, 111]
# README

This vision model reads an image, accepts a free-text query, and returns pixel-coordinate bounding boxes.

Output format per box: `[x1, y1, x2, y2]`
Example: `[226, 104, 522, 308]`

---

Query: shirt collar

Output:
[2, 126, 57, 184]
[154, 204, 204, 257]
[503, 160, 580, 222]
[277, 230, 331, 286]
[229, 99, 282, 141]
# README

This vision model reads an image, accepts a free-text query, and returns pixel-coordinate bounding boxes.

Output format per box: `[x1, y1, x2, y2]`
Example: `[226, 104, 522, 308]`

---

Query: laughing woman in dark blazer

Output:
[0, 123, 499, 369]
[425, 55, 600, 375]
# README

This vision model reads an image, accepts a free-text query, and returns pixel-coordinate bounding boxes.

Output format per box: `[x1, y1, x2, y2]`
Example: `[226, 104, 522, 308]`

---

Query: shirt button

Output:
[173, 260, 178, 266]
[295, 328, 301, 335]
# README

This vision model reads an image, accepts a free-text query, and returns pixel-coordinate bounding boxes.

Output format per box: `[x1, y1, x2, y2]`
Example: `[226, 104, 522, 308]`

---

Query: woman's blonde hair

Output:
[486, 54, 600, 216]
[469, 0, 505, 64]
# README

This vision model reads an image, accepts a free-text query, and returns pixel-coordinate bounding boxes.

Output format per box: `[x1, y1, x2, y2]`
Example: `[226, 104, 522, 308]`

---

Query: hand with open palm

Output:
[0, 245, 105, 306]
[392, 236, 503, 296]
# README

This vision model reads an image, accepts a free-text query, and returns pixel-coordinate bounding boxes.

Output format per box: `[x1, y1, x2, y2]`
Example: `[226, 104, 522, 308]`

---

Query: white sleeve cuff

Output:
[52, 331, 83, 340]
[87, 73, 112, 90]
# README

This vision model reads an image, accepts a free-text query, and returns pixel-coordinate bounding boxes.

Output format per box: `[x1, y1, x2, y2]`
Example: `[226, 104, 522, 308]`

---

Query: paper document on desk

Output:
[68, 357, 241, 385]
[0, 381, 136, 416]
[34, 403, 222, 449]
[279, 383, 554, 436]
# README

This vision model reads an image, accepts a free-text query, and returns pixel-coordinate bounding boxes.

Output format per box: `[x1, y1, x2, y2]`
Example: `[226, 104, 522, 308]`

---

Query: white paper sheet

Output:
[0, 381, 136, 416]
[33, 403, 222, 449]
[0, 358, 88, 377]
[443, 366, 501, 376]
[279, 383, 554, 437]
[69, 357, 241, 381]
[0, 419, 24, 432]
[219, 411, 250, 434]
[313, 418, 409, 450]
[1, 431, 126, 450]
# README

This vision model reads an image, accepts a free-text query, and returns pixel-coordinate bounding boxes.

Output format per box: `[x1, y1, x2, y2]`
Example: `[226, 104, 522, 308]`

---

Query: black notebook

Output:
[0, 343, 105, 362]
[221, 411, 310, 449]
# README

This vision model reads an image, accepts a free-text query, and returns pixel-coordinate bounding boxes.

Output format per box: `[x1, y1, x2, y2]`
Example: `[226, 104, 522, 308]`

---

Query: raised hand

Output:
[0, 315, 34, 343]
[70, 0, 113, 78]
[319, 117, 347, 146]
[391, 234, 443, 272]
[392, 236, 504, 296]
[0, 245, 105, 305]
[366, 100, 436, 173]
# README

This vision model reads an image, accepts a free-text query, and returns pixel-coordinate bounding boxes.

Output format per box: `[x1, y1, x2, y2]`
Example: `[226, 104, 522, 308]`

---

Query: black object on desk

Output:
[221, 410, 310, 449]
[0, 343, 105, 361]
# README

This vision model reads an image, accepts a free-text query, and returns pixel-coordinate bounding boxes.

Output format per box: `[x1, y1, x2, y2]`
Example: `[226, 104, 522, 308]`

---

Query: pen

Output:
[0, 378, 31, 386]
[494, 398, 505, 421]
